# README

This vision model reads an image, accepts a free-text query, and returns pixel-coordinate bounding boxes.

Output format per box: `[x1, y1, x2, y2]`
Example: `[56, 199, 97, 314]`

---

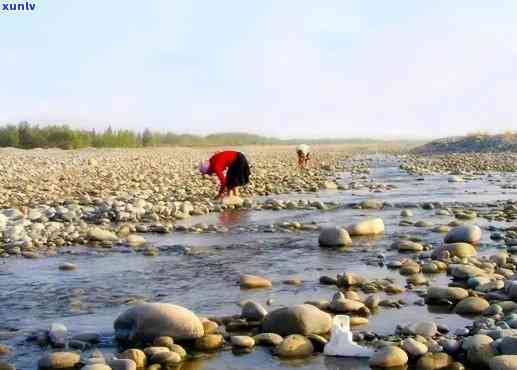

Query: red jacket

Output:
[209, 150, 239, 192]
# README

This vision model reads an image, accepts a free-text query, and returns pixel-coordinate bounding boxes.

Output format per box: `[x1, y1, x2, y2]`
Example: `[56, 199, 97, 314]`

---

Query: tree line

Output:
[0, 122, 386, 149]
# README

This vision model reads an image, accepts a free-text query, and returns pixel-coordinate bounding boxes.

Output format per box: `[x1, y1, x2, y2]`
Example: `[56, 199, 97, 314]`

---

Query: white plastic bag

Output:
[323, 315, 373, 357]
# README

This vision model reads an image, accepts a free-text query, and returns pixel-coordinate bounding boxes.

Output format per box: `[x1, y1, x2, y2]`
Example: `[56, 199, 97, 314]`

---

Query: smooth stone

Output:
[369, 346, 409, 368]
[242, 301, 268, 321]
[88, 227, 118, 242]
[253, 333, 283, 346]
[499, 337, 517, 355]
[489, 356, 517, 370]
[108, 359, 136, 370]
[416, 352, 453, 370]
[239, 274, 272, 289]
[276, 334, 314, 358]
[58, 262, 76, 271]
[347, 218, 385, 236]
[231, 336, 255, 348]
[410, 322, 438, 337]
[38, 352, 81, 369]
[114, 303, 204, 343]
[118, 349, 146, 368]
[194, 334, 224, 351]
[402, 338, 428, 356]
[261, 304, 332, 336]
[318, 227, 352, 247]
[455, 297, 490, 315]
[153, 336, 174, 349]
[444, 225, 482, 244]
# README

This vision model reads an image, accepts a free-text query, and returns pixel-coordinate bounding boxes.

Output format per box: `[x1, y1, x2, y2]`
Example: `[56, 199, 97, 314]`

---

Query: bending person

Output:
[296, 144, 310, 168]
[199, 150, 250, 200]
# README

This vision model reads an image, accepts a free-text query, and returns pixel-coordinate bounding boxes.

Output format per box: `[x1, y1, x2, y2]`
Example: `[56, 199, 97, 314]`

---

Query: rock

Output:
[202, 320, 218, 334]
[58, 262, 76, 271]
[242, 301, 267, 321]
[261, 304, 332, 336]
[222, 195, 244, 207]
[330, 292, 367, 314]
[410, 322, 438, 337]
[369, 346, 409, 368]
[416, 353, 453, 370]
[168, 344, 187, 359]
[401, 209, 413, 217]
[445, 225, 482, 244]
[466, 334, 495, 367]
[347, 218, 385, 236]
[108, 359, 136, 370]
[489, 356, 517, 370]
[0, 362, 15, 370]
[150, 351, 181, 365]
[231, 336, 255, 348]
[153, 336, 174, 349]
[253, 333, 283, 346]
[88, 227, 118, 242]
[395, 240, 424, 252]
[322, 181, 338, 190]
[448, 264, 487, 280]
[360, 199, 384, 210]
[337, 272, 368, 287]
[448, 176, 464, 183]
[318, 227, 352, 247]
[499, 337, 517, 355]
[276, 334, 314, 358]
[455, 297, 490, 315]
[445, 243, 477, 258]
[118, 349, 146, 368]
[239, 274, 272, 289]
[402, 338, 428, 356]
[82, 365, 111, 370]
[365, 295, 380, 309]
[0, 345, 11, 356]
[48, 323, 67, 347]
[114, 303, 204, 343]
[194, 334, 224, 351]
[126, 235, 146, 247]
[38, 352, 80, 369]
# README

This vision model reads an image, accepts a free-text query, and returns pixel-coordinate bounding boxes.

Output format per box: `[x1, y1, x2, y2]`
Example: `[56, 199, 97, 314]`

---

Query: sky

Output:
[1, 0, 516, 139]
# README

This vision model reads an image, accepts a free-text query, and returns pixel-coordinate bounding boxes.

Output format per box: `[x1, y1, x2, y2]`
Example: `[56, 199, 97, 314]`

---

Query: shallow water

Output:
[1, 156, 516, 369]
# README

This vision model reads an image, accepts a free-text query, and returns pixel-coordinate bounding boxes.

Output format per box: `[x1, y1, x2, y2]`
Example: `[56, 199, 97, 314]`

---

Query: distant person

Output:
[199, 150, 250, 200]
[296, 144, 310, 168]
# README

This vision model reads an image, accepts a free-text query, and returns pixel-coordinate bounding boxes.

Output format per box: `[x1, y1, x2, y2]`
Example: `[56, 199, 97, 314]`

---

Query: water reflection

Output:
[324, 356, 370, 370]
[219, 209, 250, 226]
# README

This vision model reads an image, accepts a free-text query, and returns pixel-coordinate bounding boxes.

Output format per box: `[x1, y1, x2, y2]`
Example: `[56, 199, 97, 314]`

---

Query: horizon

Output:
[1, 1, 516, 137]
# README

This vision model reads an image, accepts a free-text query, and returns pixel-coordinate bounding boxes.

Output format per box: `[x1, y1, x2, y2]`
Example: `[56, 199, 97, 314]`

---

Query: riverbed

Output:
[1, 155, 516, 369]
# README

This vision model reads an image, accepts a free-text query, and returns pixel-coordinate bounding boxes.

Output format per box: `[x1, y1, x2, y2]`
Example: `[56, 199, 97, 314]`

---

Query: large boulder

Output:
[318, 227, 352, 247]
[114, 303, 204, 343]
[261, 304, 331, 336]
[444, 225, 482, 244]
[369, 346, 408, 368]
[346, 218, 385, 236]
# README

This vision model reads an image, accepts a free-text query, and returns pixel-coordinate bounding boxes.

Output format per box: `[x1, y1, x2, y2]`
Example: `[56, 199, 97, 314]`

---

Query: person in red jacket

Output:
[199, 150, 250, 199]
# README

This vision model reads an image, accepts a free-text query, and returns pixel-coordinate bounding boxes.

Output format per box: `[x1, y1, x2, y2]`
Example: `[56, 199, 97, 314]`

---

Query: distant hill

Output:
[412, 133, 517, 154]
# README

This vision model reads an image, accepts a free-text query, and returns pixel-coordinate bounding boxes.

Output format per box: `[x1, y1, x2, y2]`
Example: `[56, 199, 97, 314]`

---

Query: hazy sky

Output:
[1, 1, 516, 139]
